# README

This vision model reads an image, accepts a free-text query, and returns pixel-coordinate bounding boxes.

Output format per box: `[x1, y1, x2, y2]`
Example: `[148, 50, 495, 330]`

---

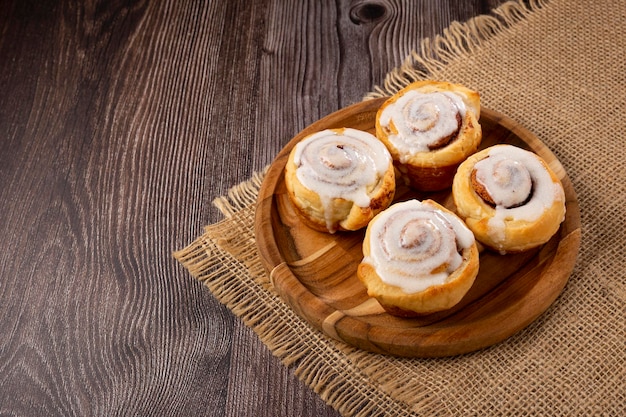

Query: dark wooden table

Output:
[0, 1, 506, 415]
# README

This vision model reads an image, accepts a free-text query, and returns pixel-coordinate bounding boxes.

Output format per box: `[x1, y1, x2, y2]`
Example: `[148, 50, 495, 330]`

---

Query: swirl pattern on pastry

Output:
[379, 91, 466, 157]
[293, 128, 390, 208]
[285, 127, 395, 233]
[362, 199, 475, 293]
[294, 129, 391, 207]
[471, 157, 532, 208]
[453, 144, 566, 253]
[375, 80, 482, 191]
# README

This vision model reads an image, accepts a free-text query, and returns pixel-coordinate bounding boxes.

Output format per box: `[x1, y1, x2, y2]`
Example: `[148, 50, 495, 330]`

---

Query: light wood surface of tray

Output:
[255, 98, 581, 357]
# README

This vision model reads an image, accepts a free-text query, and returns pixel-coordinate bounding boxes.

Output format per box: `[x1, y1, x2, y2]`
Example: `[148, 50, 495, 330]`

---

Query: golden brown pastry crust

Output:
[452, 144, 566, 253]
[375, 80, 482, 191]
[284, 128, 396, 233]
[357, 199, 480, 316]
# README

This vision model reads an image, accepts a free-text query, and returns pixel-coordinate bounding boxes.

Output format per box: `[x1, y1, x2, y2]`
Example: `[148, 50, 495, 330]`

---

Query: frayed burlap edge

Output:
[174, 1, 553, 416]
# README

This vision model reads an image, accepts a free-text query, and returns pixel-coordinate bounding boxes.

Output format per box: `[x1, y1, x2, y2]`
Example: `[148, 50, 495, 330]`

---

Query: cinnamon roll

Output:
[452, 144, 566, 253]
[375, 80, 482, 191]
[357, 199, 479, 316]
[284, 127, 395, 233]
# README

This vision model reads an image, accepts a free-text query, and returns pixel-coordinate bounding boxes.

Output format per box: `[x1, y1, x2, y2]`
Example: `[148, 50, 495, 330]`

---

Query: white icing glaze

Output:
[293, 128, 392, 231]
[363, 200, 475, 294]
[474, 146, 565, 245]
[475, 157, 532, 208]
[379, 90, 466, 161]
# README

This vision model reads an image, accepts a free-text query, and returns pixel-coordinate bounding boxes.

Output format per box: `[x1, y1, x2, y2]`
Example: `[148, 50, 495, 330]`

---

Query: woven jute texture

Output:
[175, 0, 625, 415]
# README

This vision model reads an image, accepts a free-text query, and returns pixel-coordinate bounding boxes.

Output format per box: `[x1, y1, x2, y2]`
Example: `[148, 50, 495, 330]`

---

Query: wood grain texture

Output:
[255, 100, 581, 357]
[0, 0, 508, 415]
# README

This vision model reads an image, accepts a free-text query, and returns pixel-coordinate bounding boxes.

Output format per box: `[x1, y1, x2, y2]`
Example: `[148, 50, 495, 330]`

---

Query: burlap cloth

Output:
[175, 0, 625, 415]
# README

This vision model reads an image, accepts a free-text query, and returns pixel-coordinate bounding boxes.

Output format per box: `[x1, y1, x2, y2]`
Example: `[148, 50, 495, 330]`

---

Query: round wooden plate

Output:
[254, 98, 581, 357]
